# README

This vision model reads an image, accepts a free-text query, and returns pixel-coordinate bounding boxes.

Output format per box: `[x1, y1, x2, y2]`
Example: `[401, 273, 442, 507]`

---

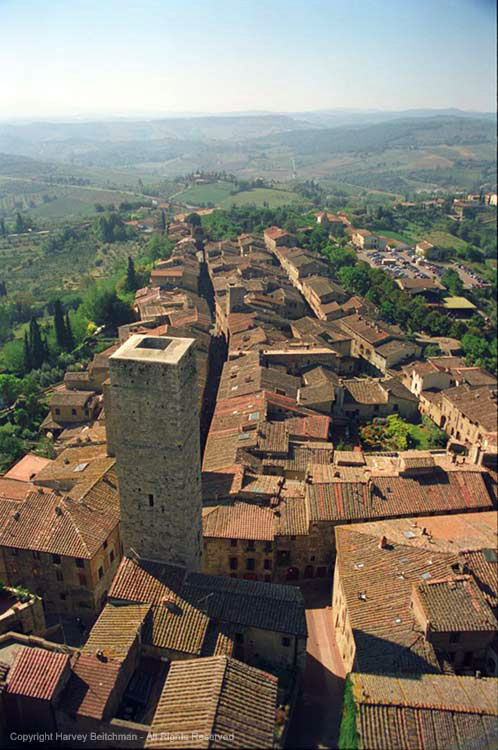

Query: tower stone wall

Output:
[106, 335, 202, 571]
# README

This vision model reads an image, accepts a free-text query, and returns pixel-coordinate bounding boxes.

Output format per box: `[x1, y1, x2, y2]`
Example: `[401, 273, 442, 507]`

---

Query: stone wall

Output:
[107, 336, 203, 571]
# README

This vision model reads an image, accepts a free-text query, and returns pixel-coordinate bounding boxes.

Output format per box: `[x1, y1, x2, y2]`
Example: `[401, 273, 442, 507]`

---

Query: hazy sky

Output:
[1, 0, 496, 119]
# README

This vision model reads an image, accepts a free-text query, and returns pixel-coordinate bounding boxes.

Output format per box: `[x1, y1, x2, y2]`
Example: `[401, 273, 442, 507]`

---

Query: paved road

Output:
[287, 587, 346, 749]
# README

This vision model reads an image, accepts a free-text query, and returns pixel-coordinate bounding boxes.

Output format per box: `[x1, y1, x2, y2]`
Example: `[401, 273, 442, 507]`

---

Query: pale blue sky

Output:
[1, 0, 496, 118]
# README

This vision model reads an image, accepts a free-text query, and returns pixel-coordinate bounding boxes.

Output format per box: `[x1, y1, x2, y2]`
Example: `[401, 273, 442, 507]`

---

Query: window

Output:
[55, 570, 64, 582]
[78, 574, 87, 587]
[52, 554, 61, 565]
[229, 557, 238, 570]
[230, 539, 237, 547]
[235, 633, 244, 645]
[59, 593, 67, 601]
[265, 542, 273, 553]
[71, 408, 77, 416]
[246, 558, 255, 571]
[98, 566, 104, 580]
[103, 540, 108, 550]
[55, 408, 61, 415]
[148, 494, 154, 507]
[264, 559, 272, 570]
[11, 549, 18, 557]
[32, 551, 40, 560]
[110, 549, 115, 563]
[449, 632, 461, 644]
[247, 540, 255, 551]
[282, 637, 291, 648]
[76, 558, 84, 568]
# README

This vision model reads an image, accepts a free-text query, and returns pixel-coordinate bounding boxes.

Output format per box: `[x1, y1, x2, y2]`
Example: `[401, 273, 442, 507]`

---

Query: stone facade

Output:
[0, 525, 122, 622]
[0, 588, 46, 637]
[106, 335, 203, 571]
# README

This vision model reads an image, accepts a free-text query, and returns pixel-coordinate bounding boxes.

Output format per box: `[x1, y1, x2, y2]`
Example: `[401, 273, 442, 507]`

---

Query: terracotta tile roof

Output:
[61, 653, 121, 720]
[308, 464, 364, 483]
[280, 479, 305, 499]
[240, 474, 283, 497]
[462, 549, 497, 610]
[262, 442, 334, 474]
[372, 471, 493, 514]
[109, 558, 187, 604]
[308, 465, 493, 522]
[276, 496, 309, 536]
[256, 422, 289, 454]
[203, 504, 275, 541]
[337, 314, 398, 345]
[110, 557, 307, 637]
[335, 450, 366, 466]
[264, 226, 289, 240]
[351, 673, 498, 750]
[50, 389, 95, 408]
[201, 465, 245, 500]
[145, 599, 210, 656]
[284, 415, 331, 441]
[442, 385, 498, 435]
[0, 485, 119, 558]
[0, 479, 31, 501]
[307, 482, 371, 522]
[33, 445, 114, 493]
[201, 623, 235, 658]
[335, 524, 457, 673]
[147, 656, 277, 749]
[4, 454, 51, 482]
[333, 511, 497, 555]
[6, 647, 69, 700]
[414, 575, 497, 632]
[83, 603, 151, 660]
[344, 380, 387, 404]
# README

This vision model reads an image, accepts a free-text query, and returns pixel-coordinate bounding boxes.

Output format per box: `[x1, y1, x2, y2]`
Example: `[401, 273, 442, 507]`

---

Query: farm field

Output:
[221, 187, 307, 208]
[0, 231, 145, 302]
[173, 181, 234, 206]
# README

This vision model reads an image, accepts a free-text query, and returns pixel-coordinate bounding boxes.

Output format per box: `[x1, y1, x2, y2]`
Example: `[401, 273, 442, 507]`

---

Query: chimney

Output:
[378, 535, 388, 550]
[55, 506, 63, 516]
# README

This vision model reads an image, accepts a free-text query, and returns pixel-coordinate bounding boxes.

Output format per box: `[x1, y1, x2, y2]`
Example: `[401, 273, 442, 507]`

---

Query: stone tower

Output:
[105, 334, 202, 571]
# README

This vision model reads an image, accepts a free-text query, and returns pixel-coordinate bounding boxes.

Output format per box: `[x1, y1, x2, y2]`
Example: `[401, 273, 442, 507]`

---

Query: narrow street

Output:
[287, 585, 346, 749]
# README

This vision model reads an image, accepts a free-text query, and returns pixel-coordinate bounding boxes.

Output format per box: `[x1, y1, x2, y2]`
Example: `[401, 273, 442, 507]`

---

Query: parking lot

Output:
[355, 244, 489, 290]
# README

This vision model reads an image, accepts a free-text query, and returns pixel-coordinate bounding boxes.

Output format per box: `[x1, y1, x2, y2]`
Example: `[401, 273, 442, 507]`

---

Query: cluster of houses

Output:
[0, 212, 496, 747]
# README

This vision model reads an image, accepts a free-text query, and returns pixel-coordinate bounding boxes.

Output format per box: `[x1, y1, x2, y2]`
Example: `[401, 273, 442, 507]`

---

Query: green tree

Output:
[15, 212, 25, 234]
[23, 331, 32, 374]
[53, 300, 67, 350]
[28, 317, 45, 370]
[0, 375, 22, 406]
[186, 212, 201, 228]
[124, 256, 138, 293]
[441, 268, 464, 296]
[0, 218, 6, 238]
[65, 311, 75, 351]
[160, 210, 166, 233]
[82, 285, 133, 329]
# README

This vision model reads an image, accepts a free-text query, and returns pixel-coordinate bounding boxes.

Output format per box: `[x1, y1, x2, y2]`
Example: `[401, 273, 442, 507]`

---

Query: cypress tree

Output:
[160, 209, 166, 233]
[29, 317, 45, 370]
[23, 331, 32, 374]
[65, 311, 75, 351]
[53, 300, 67, 349]
[124, 255, 138, 292]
